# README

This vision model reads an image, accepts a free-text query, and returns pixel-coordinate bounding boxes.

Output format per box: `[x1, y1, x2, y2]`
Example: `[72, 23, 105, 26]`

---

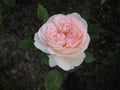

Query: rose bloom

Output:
[34, 13, 90, 71]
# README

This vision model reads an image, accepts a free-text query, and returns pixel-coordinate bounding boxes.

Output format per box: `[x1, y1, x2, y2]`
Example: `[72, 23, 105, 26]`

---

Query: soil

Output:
[0, 0, 120, 90]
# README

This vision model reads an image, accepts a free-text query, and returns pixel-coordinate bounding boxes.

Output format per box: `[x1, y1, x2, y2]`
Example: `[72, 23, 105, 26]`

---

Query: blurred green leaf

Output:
[81, 1, 91, 21]
[0, 15, 3, 25]
[0, 5, 6, 14]
[37, 51, 49, 65]
[3, 0, 15, 7]
[37, 3, 49, 22]
[89, 24, 105, 39]
[82, 7, 89, 21]
[84, 51, 95, 63]
[19, 39, 34, 51]
[44, 70, 63, 90]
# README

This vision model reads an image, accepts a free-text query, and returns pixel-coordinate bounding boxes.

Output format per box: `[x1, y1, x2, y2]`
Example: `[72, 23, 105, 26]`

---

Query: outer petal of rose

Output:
[34, 32, 48, 53]
[48, 53, 85, 71]
[47, 14, 65, 23]
[80, 33, 90, 52]
[67, 12, 88, 28]
[35, 31, 56, 54]
[48, 55, 57, 67]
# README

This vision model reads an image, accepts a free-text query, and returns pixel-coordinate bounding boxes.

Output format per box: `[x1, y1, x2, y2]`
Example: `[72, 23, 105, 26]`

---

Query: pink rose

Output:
[34, 13, 90, 71]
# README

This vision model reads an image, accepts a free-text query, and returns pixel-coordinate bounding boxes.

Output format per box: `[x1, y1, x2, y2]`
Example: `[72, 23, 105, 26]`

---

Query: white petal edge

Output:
[37, 28, 56, 54]
[48, 55, 57, 67]
[67, 12, 88, 28]
[80, 33, 90, 52]
[49, 52, 85, 71]
[34, 32, 48, 53]
[47, 14, 65, 23]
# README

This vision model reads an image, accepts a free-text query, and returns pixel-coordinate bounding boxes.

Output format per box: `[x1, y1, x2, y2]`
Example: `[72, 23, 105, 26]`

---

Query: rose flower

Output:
[34, 13, 90, 71]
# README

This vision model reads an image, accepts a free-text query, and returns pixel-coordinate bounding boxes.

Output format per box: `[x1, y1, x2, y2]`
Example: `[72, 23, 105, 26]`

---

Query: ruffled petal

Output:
[67, 12, 88, 28]
[80, 33, 90, 52]
[49, 53, 85, 71]
[34, 32, 48, 53]
[47, 14, 65, 23]
[48, 55, 57, 67]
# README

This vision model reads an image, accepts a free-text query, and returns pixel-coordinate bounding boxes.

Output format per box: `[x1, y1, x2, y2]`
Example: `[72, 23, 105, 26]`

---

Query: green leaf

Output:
[82, 6, 89, 21]
[81, 1, 91, 21]
[88, 24, 105, 39]
[37, 3, 49, 22]
[44, 70, 63, 90]
[3, 0, 15, 7]
[19, 39, 34, 51]
[84, 51, 95, 63]
[0, 15, 3, 25]
[37, 51, 49, 65]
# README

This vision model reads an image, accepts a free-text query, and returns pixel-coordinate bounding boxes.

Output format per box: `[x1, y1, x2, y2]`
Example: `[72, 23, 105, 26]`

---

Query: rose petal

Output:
[67, 12, 88, 28]
[34, 32, 48, 53]
[47, 14, 65, 23]
[49, 53, 85, 71]
[80, 33, 90, 52]
[48, 55, 57, 67]
[37, 29, 56, 54]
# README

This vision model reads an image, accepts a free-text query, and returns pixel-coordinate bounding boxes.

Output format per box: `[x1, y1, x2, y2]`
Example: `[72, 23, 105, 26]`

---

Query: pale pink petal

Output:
[67, 13, 82, 20]
[67, 12, 88, 28]
[50, 53, 85, 71]
[80, 33, 90, 52]
[34, 32, 48, 53]
[38, 28, 56, 54]
[47, 14, 65, 23]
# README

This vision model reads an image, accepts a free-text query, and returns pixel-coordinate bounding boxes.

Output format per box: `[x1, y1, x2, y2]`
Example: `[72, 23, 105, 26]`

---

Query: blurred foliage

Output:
[84, 51, 95, 63]
[3, 0, 15, 7]
[44, 70, 63, 90]
[0, 15, 3, 25]
[88, 24, 105, 39]
[81, 0, 105, 40]
[37, 3, 49, 22]
[19, 39, 34, 51]
[37, 51, 49, 65]
[81, 0, 91, 21]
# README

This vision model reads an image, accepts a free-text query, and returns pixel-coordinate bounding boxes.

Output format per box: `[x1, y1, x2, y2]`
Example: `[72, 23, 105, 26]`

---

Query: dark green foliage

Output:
[37, 51, 49, 65]
[44, 70, 63, 90]
[37, 3, 49, 22]
[19, 39, 34, 51]
[0, 15, 3, 25]
[89, 24, 105, 39]
[84, 51, 95, 63]
[81, 1, 91, 21]
[3, 0, 15, 7]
